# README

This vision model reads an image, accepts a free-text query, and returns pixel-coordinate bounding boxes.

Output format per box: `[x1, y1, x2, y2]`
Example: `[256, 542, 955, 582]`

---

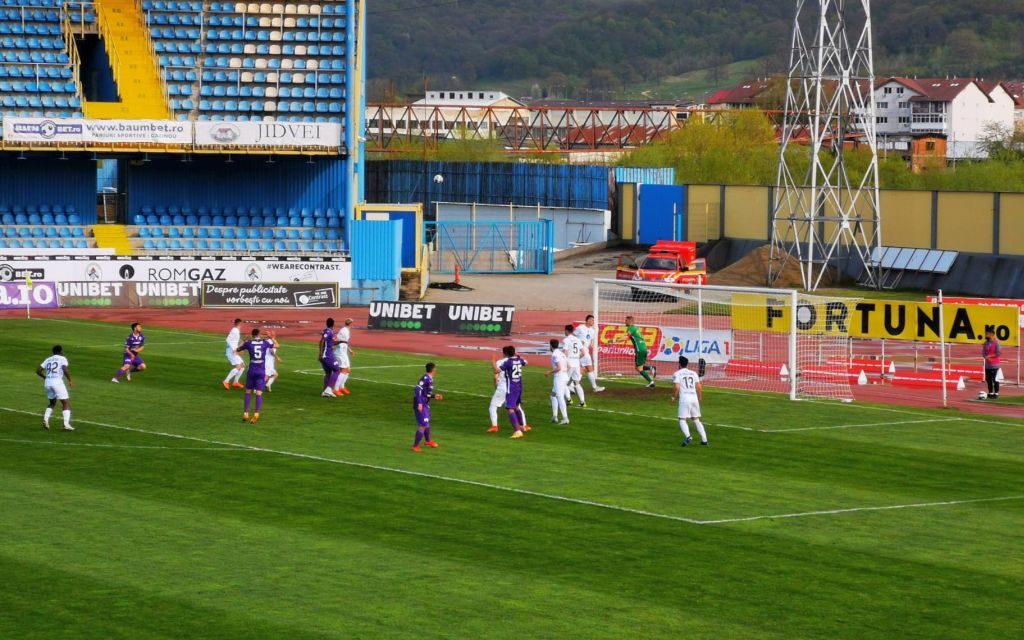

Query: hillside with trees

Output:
[368, 0, 1024, 100]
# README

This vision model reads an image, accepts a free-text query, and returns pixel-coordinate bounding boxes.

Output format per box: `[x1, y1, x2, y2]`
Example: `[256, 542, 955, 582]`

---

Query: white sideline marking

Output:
[292, 370, 755, 431]
[0, 437, 252, 452]
[699, 495, 1024, 525]
[760, 418, 961, 433]
[2, 406, 1017, 527]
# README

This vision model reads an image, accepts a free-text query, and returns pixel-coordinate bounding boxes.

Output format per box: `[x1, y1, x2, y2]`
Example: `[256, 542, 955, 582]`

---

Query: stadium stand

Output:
[0, 0, 88, 121]
[145, 1, 346, 123]
[0, 202, 93, 249]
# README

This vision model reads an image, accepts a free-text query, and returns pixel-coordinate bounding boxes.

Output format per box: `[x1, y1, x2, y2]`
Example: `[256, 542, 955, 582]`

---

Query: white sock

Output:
[62, 409, 71, 428]
[574, 382, 586, 404]
[694, 419, 707, 442]
[224, 370, 235, 383]
[43, 407, 52, 424]
[339, 373, 349, 388]
[489, 403, 499, 426]
[267, 376, 275, 388]
[678, 419, 691, 438]
[588, 371, 599, 389]
[558, 395, 568, 420]
[517, 406, 527, 426]
[550, 394, 559, 419]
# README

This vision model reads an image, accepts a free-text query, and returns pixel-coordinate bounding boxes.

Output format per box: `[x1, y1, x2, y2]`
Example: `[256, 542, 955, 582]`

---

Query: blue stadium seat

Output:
[150, 227, 163, 238]
[237, 215, 250, 226]
[182, 239, 195, 250]
[133, 214, 146, 225]
[222, 228, 235, 240]
[222, 239, 235, 251]
[313, 241, 325, 253]
[168, 227, 181, 238]
[210, 239, 222, 250]
[72, 227, 84, 238]
[139, 227, 150, 238]
[209, 228, 222, 239]
[156, 239, 169, 251]
[143, 239, 156, 250]
[287, 229, 299, 240]
[197, 227, 209, 238]
[197, 239, 209, 251]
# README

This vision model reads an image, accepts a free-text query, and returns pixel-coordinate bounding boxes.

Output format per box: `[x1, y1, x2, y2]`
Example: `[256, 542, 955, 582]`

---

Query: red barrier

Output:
[828, 358, 895, 375]
[802, 366, 869, 385]
[891, 371, 966, 390]
[725, 360, 789, 378]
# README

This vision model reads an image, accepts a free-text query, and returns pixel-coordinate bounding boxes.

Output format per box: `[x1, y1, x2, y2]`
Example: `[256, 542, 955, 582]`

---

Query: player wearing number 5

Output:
[671, 356, 708, 447]
[237, 328, 279, 424]
[412, 362, 442, 452]
[37, 345, 74, 431]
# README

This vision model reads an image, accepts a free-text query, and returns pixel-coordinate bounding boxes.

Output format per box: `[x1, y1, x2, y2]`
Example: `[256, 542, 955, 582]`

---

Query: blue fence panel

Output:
[614, 167, 676, 186]
[367, 161, 610, 215]
[351, 219, 402, 280]
[426, 220, 553, 274]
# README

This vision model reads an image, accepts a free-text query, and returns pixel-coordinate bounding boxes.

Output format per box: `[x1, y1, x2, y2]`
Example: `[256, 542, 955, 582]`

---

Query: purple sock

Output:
[114, 369, 125, 380]
[255, 395, 263, 412]
[328, 371, 340, 388]
[323, 374, 330, 388]
[244, 394, 251, 412]
[414, 428, 424, 446]
[424, 427, 431, 441]
[508, 410, 521, 431]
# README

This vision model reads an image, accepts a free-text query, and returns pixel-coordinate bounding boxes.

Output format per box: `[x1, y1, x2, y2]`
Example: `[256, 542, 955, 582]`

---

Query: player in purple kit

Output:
[412, 362, 443, 452]
[500, 346, 529, 439]
[319, 317, 341, 398]
[237, 328, 278, 424]
[111, 322, 147, 383]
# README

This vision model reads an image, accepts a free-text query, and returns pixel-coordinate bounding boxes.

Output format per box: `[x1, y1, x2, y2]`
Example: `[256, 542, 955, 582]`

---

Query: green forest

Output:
[368, 0, 1024, 100]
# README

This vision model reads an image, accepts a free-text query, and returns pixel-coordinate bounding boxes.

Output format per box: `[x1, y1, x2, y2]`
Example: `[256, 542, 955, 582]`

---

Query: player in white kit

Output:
[544, 339, 570, 424]
[265, 343, 282, 391]
[222, 318, 245, 390]
[561, 324, 586, 407]
[332, 318, 354, 395]
[487, 345, 528, 433]
[574, 315, 606, 392]
[671, 356, 708, 447]
[37, 345, 74, 431]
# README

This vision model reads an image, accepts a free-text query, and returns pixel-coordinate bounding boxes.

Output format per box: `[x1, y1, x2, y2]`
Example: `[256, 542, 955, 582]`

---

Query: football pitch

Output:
[1, 318, 1022, 639]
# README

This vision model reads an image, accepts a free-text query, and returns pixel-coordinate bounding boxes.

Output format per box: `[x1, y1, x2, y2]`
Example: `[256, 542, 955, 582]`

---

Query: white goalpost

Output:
[592, 279, 858, 401]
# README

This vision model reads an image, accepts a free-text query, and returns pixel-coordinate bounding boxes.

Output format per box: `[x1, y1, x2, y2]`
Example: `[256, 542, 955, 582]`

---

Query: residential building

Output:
[1003, 81, 1024, 131]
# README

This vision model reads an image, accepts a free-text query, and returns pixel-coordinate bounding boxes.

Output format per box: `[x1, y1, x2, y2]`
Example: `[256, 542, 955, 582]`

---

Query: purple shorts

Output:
[505, 387, 522, 408]
[414, 406, 431, 427]
[245, 370, 266, 392]
[321, 358, 341, 374]
[122, 353, 144, 368]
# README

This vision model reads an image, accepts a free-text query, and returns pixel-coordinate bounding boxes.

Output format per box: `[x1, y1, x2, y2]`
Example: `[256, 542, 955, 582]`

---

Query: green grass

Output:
[1, 318, 1022, 639]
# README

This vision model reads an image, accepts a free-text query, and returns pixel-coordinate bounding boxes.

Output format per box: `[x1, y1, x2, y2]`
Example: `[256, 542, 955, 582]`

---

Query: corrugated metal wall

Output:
[0, 154, 96, 223]
[125, 155, 348, 217]
[366, 160, 611, 216]
[436, 202, 608, 250]
[614, 166, 676, 186]
[351, 219, 402, 280]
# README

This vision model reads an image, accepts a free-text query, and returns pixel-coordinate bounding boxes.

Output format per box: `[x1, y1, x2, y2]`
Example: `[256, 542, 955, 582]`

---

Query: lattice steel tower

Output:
[769, 0, 881, 290]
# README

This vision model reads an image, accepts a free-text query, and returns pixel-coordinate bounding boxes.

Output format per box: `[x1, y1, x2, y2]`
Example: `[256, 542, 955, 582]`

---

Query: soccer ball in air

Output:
[433, 174, 444, 184]
[977, 391, 988, 400]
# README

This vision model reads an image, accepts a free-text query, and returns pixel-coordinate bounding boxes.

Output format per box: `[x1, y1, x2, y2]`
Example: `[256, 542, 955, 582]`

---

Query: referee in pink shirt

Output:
[982, 328, 1002, 399]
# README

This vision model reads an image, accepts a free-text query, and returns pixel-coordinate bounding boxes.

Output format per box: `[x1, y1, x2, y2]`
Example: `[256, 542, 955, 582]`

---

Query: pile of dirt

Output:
[709, 244, 839, 289]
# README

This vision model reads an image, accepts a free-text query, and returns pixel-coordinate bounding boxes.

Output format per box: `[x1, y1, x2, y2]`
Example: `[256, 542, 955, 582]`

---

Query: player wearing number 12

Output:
[671, 356, 708, 447]
[237, 328, 278, 424]
[37, 345, 74, 431]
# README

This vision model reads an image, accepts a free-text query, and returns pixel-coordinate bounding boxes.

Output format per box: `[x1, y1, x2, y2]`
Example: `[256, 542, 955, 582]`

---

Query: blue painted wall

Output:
[125, 155, 348, 218]
[351, 219, 402, 280]
[0, 154, 96, 223]
[366, 161, 611, 216]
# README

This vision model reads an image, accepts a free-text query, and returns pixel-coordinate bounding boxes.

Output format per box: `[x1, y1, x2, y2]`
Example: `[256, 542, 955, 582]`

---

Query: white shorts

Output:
[336, 353, 351, 369]
[45, 380, 69, 401]
[265, 362, 277, 377]
[226, 347, 243, 367]
[580, 353, 593, 368]
[677, 399, 701, 420]
[490, 386, 506, 408]
[551, 373, 568, 396]
[567, 363, 582, 382]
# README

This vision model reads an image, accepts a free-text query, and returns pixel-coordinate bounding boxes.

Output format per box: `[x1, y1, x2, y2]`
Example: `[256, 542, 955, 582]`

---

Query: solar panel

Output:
[891, 247, 915, 270]
[879, 246, 902, 269]
[905, 248, 929, 271]
[919, 250, 943, 272]
[868, 246, 885, 265]
[933, 251, 958, 274]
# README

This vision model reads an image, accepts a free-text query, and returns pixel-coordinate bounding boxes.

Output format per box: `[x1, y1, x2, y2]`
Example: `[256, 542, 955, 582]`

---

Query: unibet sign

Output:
[733, 295, 1019, 346]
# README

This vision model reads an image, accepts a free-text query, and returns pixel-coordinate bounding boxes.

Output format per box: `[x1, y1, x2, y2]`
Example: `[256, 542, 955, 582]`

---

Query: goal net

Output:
[592, 279, 858, 401]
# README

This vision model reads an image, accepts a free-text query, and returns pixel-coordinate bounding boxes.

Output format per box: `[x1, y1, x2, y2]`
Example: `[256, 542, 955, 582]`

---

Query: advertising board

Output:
[368, 301, 515, 335]
[201, 282, 339, 308]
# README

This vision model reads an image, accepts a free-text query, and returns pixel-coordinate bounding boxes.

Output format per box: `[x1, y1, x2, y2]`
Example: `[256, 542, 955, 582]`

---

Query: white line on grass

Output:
[0, 437, 253, 452]
[699, 495, 1024, 525]
[0, 407, 705, 526]
[2, 406, 1017, 527]
[759, 418, 962, 433]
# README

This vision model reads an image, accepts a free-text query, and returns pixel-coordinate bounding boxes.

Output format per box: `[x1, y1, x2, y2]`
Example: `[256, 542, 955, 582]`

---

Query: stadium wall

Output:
[126, 155, 348, 221]
[684, 184, 1024, 257]
[0, 154, 96, 224]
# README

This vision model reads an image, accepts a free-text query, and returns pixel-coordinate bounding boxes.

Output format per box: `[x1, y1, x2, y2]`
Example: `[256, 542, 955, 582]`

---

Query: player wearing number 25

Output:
[237, 328, 279, 424]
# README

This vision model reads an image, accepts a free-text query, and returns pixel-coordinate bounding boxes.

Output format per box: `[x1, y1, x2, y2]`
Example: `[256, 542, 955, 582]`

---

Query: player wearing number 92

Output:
[671, 356, 708, 447]
[236, 328, 279, 425]
[37, 344, 74, 431]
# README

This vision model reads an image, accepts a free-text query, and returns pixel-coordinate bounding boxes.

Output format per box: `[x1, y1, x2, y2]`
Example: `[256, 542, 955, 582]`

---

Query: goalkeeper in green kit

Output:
[625, 315, 657, 388]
